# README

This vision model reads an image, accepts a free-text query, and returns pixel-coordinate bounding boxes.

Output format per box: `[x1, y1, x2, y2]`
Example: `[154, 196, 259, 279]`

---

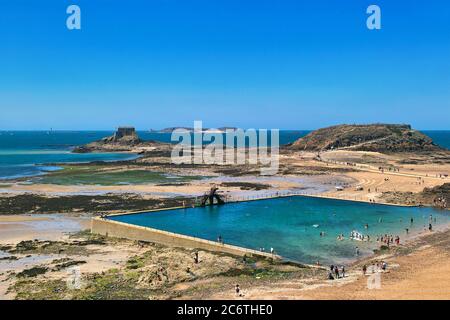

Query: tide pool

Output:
[0, 150, 137, 180]
[108, 196, 450, 265]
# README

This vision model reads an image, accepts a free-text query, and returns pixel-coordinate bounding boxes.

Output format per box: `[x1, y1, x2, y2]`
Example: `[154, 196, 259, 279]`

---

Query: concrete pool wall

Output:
[91, 216, 279, 260]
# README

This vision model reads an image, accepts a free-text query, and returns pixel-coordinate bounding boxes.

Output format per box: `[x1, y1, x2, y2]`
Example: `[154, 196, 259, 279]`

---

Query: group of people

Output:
[258, 247, 275, 255]
[362, 260, 387, 275]
[376, 234, 400, 246]
[328, 264, 346, 280]
[349, 230, 370, 242]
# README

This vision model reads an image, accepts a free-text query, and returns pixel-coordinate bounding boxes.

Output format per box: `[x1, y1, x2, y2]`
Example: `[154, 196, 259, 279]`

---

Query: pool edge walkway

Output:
[91, 217, 281, 261]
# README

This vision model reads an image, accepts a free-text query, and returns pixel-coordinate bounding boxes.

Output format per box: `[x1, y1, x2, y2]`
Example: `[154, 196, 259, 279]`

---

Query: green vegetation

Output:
[32, 165, 203, 186]
[9, 239, 102, 256]
[12, 279, 68, 300]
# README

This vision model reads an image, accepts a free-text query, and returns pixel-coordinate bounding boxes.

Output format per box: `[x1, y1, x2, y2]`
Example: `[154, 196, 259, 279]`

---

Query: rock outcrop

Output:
[104, 127, 141, 144]
[290, 124, 441, 152]
[73, 127, 143, 153]
[381, 183, 449, 209]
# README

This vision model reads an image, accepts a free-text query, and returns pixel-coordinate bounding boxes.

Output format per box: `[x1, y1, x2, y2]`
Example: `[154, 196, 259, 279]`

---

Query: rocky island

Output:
[73, 127, 166, 153]
[290, 124, 442, 152]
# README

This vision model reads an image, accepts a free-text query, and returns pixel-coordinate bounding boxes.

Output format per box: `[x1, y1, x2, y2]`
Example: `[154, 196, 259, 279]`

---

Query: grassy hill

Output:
[290, 124, 441, 152]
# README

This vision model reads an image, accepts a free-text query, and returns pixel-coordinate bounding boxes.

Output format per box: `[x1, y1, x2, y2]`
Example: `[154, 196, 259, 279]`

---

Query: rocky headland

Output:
[290, 124, 442, 153]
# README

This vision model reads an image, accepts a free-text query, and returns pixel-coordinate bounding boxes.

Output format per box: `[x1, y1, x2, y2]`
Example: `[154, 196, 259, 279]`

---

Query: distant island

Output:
[290, 124, 442, 152]
[73, 124, 446, 154]
[150, 127, 237, 133]
[73, 127, 161, 153]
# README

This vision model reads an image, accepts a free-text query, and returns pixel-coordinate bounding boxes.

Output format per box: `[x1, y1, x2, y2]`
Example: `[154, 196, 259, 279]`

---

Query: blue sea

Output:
[109, 196, 450, 264]
[0, 130, 448, 181]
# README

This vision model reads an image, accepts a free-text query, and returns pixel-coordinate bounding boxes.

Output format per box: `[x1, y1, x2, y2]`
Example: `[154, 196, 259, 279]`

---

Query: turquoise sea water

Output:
[0, 130, 308, 180]
[109, 196, 450, 265]
[0, 130, 448, 180]
[0, 131, 137, 180]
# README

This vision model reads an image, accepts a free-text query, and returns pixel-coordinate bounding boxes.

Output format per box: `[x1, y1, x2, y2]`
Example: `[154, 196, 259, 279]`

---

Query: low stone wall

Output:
[91, 217, 278, 260]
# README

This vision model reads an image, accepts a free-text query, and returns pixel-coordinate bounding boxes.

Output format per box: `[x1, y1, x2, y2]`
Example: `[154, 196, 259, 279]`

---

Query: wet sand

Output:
[0, 215, 90, 243]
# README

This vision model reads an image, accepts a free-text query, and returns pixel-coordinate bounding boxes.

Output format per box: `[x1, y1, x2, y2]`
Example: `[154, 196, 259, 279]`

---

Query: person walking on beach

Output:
[194, 251, 199, 264]
[362, 265, 367, 275]
[341, 266, 346, 278]
[429, 223, 433, 232]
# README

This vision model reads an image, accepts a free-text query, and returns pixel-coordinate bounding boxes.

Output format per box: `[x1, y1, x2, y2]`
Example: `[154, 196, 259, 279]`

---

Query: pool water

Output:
[108, 196, 450, 265]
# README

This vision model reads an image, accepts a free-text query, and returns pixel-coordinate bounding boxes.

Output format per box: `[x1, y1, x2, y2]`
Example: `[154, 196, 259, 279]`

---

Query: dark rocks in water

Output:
[52, 260, 86, 271]
[291, 124, 441, 153]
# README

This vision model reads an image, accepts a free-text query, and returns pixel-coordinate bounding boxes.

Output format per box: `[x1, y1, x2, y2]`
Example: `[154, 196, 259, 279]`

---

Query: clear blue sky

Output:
[0, 0, 449, 130]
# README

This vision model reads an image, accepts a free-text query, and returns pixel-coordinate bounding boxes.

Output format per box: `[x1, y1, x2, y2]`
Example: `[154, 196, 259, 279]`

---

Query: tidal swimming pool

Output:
[108, 196, 450, 264]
